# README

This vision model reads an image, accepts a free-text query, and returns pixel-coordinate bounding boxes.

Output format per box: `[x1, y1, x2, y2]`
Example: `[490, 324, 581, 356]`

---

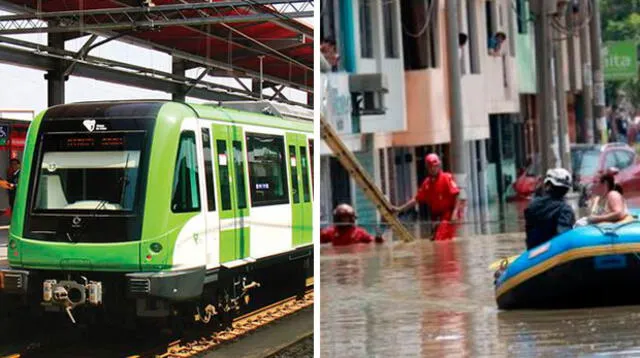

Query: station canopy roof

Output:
[0, 0, 314, 93]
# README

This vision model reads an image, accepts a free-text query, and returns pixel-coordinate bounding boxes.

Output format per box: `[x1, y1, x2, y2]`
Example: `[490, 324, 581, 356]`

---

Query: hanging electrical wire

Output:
[550, 0, 593, 37]
[401, 0, 437, 38]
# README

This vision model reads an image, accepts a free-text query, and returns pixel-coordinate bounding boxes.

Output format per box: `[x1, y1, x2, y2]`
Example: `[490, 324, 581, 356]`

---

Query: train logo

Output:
[72, 216, 82, 228]
[83, 119, 96, 132]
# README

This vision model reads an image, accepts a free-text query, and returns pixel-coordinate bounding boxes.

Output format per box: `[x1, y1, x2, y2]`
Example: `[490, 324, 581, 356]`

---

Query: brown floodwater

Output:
[320, 203, 640, 357]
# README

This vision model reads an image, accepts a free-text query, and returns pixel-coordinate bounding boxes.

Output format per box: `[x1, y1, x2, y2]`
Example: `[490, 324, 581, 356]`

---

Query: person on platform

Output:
[524, 168, 576, 249]
[6, 158, 20, 208]
[392, 153, 464, 241]
[320, 203, 383, 246]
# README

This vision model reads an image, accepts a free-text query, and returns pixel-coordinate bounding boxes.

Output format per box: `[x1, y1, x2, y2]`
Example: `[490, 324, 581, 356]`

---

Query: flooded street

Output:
[320, 202, 640, 357]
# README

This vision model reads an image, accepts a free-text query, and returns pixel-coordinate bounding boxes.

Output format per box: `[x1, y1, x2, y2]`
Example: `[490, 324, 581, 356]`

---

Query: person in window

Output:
[488, 31, 507, 56]
[320, 37, 340, 72]
[320, 203, 383, 246]
[459, 32, 468, 70]
[576, 168, 631, 226]
[524, 168, 576, 250]
[459, 33, 468, 49]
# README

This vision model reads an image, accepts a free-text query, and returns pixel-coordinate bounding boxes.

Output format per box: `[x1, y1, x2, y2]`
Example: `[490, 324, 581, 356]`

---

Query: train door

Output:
[212, 123, 250, 264]
[199, 123, 220, 269]
[286, 133, 312, 247]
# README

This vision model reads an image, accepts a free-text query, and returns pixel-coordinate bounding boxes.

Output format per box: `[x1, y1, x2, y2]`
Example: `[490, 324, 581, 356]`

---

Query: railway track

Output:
[0, 287, 313, 358]
[152, 290, 314, 358]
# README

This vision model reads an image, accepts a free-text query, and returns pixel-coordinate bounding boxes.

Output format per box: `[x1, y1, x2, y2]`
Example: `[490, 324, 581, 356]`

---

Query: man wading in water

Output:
[393, 153, 464, 241]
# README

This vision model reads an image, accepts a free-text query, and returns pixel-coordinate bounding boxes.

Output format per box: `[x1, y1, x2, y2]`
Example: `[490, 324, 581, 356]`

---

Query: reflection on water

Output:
[320, 202, 640, 357]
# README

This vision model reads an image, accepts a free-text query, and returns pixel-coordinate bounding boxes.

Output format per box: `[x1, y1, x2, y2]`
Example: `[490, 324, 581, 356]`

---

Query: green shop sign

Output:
[604, 41, 638, 81]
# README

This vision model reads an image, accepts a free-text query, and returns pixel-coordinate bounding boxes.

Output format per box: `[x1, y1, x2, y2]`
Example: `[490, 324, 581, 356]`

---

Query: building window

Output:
[382, 0, 398, 58]
[321, 0, 337, 42]
[516, 0, 528, 34]
[201, 128, 216, 212]
[246, 133, 289, 206]
[485, 1, 495, 45]
[171, 131, 201, 213]
[379, 148, 387, 195]
[359, 0, 374, 58]
[466, 0, 480, 73]
[401, 0, 439, 69]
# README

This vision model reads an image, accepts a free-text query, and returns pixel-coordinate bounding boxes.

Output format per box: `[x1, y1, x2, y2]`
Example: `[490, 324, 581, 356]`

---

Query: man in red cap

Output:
[393, 153, 464, 241]
[321, 203, 384, 246]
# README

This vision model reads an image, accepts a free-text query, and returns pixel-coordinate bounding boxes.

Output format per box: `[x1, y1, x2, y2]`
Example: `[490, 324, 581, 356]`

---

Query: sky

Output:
[0, 11, 314, 118]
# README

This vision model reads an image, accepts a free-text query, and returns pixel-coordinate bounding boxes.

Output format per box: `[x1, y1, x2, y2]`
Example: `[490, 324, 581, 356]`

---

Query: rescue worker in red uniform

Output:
[393, 153, 464, 241]
[320, 203, 384, 246]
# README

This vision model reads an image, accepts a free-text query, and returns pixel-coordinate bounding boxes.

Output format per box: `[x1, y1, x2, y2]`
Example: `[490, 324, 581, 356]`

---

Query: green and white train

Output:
[0, 100, 314, 325]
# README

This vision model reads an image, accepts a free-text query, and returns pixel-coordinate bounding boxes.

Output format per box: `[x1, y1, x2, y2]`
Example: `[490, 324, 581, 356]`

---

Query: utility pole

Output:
[590, 0, 606, 143]
[567, 9, 577, 93]
[532, 0, 559, 173]
[579, 0, 594, 144]
[446, 0, 467, 200]
[554, 17, 571, 171]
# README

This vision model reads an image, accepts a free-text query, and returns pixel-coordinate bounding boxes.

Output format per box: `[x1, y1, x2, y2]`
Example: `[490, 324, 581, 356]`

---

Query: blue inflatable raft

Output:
[495, 209, 640, 309]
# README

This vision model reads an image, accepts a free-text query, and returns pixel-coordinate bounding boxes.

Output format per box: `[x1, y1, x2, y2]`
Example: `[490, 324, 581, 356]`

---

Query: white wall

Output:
[351, 0, 407, 134]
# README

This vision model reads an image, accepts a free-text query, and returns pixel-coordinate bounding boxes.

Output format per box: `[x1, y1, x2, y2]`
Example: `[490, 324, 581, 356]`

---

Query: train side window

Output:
[232, 140, 247, 209]
[246, 133, 289, 206]
[171, 131, 201, 213]
[201, 128, 216, 211]
[300, 146, 311, 203]
[216, 139, 232, 211]
[289, 145, 300, 204]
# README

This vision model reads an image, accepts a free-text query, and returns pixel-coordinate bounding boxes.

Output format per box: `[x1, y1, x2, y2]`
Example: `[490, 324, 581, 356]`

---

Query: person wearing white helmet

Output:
[524, 168, 576, 250]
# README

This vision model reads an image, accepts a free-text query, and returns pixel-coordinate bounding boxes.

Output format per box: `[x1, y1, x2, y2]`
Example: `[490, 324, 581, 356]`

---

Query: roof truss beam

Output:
[0, 1, 313, 34]
[0, 36, 310, 107]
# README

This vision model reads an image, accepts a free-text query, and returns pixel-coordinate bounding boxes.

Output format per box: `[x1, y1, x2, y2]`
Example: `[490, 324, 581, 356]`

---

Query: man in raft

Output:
[524, 168, 576, 250]
[320, 203, 384, 246]
[392, 153, 464, 241]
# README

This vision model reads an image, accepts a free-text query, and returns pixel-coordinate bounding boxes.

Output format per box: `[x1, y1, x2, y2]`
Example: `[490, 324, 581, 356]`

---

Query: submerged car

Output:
[508, 143, 637, 201]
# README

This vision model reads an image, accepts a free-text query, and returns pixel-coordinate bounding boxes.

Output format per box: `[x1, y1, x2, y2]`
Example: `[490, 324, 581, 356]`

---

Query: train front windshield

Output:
[34, 132, 145, 213]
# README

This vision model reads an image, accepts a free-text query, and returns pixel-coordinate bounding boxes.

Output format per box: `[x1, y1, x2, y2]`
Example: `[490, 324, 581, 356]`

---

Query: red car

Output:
[507, 143, 637, 201]
[602, 157, 640, 208]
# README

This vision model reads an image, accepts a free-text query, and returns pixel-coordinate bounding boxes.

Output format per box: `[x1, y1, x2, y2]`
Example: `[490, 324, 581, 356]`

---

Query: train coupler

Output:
[41, 279, 103, 323]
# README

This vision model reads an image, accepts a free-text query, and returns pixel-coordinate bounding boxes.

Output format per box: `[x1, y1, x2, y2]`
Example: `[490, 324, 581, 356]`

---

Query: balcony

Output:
[484, 54, 519, 114]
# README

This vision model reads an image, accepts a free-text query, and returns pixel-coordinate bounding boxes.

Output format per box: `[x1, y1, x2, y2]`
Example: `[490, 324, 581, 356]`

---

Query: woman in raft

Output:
[575, 167, 632, 227]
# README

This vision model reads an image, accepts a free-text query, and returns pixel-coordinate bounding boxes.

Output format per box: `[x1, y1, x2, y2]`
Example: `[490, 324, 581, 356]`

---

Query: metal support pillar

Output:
[251, 79, 261, 99]
[532, 0, 559, 174]
[554, 21, 571, 171]
[579, 0, 593, 143]
[589, 0, 605, 143]
[45, 31, 66, 106]
[446, 0, 468, 201]
[307, 92, 313, 107]
[172, 57, 187, 102]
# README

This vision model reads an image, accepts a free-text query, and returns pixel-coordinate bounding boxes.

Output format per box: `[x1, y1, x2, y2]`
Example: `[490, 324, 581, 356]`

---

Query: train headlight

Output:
[150, 242, 163, 253]
[8, 240, 16, 250]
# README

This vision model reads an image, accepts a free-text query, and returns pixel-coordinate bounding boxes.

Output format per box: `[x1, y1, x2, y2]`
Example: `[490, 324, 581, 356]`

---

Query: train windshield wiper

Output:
[119, 153, 130, 208]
